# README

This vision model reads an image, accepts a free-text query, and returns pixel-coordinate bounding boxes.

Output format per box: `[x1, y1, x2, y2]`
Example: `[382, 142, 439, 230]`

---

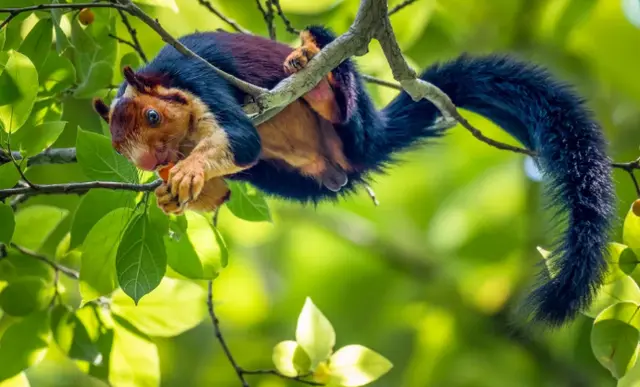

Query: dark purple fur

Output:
[116, 28, 615, 326]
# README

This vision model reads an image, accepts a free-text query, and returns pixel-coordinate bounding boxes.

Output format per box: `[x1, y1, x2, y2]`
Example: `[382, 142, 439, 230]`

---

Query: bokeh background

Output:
[7, 0, 640, 386]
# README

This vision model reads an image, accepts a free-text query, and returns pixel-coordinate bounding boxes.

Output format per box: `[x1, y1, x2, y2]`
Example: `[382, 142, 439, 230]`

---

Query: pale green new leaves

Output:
[591, 302, 640, 379]
[111, 278, 207, 337]
[109, 317, 160, 387]
[273, 297, 392, 386]
[296, 297, 336, 368]
[0, 51, 38, 133]
[329, 345, 394, 387]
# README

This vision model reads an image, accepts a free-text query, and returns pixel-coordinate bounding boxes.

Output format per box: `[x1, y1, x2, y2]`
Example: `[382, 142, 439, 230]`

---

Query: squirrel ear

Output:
[122, 66, 147, 93]
[93, 98, 110, 123]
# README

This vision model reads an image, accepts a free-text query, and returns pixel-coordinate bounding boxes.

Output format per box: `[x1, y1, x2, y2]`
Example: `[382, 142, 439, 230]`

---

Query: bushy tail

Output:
[382, 55, 615, 325]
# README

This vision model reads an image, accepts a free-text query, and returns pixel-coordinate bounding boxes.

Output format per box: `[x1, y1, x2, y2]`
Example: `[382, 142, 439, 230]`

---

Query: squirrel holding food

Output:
[93, 26, 615, 327]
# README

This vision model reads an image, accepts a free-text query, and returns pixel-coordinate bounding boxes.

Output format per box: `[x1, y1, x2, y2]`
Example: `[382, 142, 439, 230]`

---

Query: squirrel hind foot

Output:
[321, 164, 348, 192]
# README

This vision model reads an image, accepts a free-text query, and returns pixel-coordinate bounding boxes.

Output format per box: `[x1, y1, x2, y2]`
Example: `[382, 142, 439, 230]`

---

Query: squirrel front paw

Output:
[155, 184, 184, 215]
[284, 47, 314, 74]
[168, 157, 206, 205]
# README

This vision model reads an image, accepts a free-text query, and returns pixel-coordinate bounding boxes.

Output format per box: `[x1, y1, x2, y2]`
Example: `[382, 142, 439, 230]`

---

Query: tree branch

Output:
[116, 8, 148, 63]
[10, 243, 79, 280]
[0, 180, 161, 200]
[271, 0, 299, 35]
[388, 0, 419, 16]
[197, 0, 250, 34]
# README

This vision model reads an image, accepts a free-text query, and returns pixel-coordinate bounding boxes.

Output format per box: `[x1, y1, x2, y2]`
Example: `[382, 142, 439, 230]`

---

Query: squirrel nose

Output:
[137, 152, 159, 171]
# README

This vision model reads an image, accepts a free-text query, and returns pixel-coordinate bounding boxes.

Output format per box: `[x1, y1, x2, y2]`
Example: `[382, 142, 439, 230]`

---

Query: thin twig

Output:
[197, 0, 249, 34]
[207, 280, 250, 387]
[361, 74, 403, 90]
[116, 9, 148, 63]
[265, 0, 277, 40]
[109, 33, 143, 55]
[613, 159, 640, 197]
[10, 243, 79, 280]
[388, 0, 419, 16]
[0, 180, 161, 200]
[243, 370, 323, 386]
[271, 0, 299, 35]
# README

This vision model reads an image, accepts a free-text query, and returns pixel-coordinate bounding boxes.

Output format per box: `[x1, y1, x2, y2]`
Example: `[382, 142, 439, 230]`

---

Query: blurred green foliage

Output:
[1, 0, 640, 386]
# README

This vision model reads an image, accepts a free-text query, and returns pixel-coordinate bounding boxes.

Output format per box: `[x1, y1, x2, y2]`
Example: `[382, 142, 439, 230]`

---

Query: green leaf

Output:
[116, 213, 167, 304]
[50, 305, 102, 365]
[278, 0, 342, 14]
[40, 55, 76, 94]
[0, 310, 51, 382]
[272, 340, 312, 377]
[70, 19, 98, 81]
[71, 189, 135, 249]
[112, 278, 207, 337]
[80, 208, 134, 302]
[0, 277, 53, 317]
[109, 316, 160, 387]
[73, 61, 113, 99]
[18, 18, 52, 73]
[117, 52, 141, 83]
[51, 0, 72, 54]
[328, 345, 393, 387]
[603, 243, 640, 282]
[0, 203, 15, 244]
[0, 28, 5, 51]
[624, 205, 640, 251]
[0, 373, 29, 387]
[133, 0, 179, 12]
[76, 128, 138, 183]
[591, 302, 640, 379]
[0, 51, 20, 107]
[296, 297, 335, 368]
[0, 51, 38, 133]
[585, 276, 640, 318]
[11, 121, 66, 157]
[0, 162, 20, 190]
[226, 182, 272, 222]
[12, 205, 68, 251]
[165, 212, 225, 279]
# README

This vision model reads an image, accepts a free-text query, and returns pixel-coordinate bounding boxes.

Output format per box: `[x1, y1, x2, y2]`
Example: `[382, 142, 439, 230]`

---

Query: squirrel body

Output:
[94, 26, 615, 326]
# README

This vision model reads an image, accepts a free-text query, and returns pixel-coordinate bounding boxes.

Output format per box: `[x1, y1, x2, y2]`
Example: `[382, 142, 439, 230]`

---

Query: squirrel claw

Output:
[168, 158, 206, 205]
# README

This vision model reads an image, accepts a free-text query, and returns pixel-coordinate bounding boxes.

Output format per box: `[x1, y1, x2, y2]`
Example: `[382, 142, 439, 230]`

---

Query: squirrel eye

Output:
[146, 109, 161, 127]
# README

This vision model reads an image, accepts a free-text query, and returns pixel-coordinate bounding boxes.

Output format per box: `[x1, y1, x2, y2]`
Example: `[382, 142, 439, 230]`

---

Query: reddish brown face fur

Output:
[93, 68, 196, 171]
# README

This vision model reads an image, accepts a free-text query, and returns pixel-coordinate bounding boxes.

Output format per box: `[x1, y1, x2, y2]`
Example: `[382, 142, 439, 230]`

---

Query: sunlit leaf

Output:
[11, 121, 66, 157]
[0, 28, 5, 51]
[116, 213, 167, 303]
[278, 0, 342, 14]
[585, 275, 640, 318]
[0, 310, 51, 382]
[0, 277, 53, 317]
[133, 0, 179, 12]
[51, 0, 72, 54]
[112, 277, 207, 337]
[0, 203, 14, 244]
[624, 204, 640, 252]
[272, 340, 312, 377]
[591, 302, 640, 379]
[0, 51, 38, 133]
[50, 305, 102, 365]
[296, 297, 335, 368]
[80, 208, 134, 303]
[109, 316, 160, 387]
[0, 372, 29, 387]
[71, 189, 135, 249]
[73, 61, 113, 99]
[76, 128, 138, 183]
[0, 51, 20, 106]
[40, 55, 76, 94]
[328, 345, 393, 386]
[18, 18, 53, 73]
[12, 205, 68, 251]
[226, 182, 272, 222]
[0, 163, 20, 190]
[165, 212, 225, 279]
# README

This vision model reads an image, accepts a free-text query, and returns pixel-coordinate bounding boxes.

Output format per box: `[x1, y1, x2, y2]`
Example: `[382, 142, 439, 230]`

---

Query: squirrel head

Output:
[93, 66, 195, 171]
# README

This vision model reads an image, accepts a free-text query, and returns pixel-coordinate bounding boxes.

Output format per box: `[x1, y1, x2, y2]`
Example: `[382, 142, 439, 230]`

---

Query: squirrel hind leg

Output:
[321, 164, 348, 192]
